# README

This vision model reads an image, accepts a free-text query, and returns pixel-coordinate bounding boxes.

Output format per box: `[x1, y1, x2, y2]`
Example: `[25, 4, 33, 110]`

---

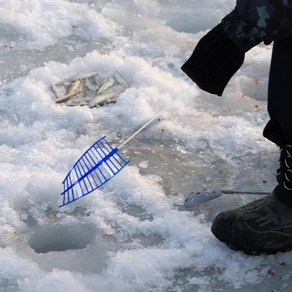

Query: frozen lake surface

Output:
[0, 0, 291, 291]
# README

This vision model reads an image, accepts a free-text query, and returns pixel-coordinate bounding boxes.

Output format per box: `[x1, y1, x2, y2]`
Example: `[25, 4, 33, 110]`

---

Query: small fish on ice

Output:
[51, 71, 129, 107]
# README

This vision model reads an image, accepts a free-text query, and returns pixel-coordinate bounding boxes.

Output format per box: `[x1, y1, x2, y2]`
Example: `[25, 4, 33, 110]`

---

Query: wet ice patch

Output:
[161, 0, 233, 33]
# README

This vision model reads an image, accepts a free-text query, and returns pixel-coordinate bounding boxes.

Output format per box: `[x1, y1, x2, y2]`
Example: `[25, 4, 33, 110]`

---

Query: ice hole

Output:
[28, 223, 96, 254]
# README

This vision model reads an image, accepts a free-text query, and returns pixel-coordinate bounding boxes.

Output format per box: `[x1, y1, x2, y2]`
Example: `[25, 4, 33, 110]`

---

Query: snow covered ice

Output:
[1, 0, 292, 291]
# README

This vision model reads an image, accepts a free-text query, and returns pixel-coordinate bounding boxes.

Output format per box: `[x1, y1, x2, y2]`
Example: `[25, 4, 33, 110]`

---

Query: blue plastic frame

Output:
[60, 136, 129, 207]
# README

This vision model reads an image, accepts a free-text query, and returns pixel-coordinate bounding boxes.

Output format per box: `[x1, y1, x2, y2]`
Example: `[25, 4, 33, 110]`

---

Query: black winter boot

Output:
[211, 143, 292, 255]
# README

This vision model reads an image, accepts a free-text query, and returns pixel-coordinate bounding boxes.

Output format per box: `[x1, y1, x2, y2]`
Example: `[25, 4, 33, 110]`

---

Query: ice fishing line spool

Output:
[60, 102, 171, 207]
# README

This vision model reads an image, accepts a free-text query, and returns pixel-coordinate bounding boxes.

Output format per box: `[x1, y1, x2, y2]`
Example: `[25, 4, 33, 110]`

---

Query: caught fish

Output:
[66, 79, 81, 95]
[96, 77, 115, 95]
[51, 71, 129, 107]
[88, 92, 119, 108]
[55, 90, 82, 104]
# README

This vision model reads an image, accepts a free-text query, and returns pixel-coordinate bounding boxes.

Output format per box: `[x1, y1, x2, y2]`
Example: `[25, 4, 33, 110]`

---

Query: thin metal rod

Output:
[222, 190, 270, 195]
[118, 100, 175, 149]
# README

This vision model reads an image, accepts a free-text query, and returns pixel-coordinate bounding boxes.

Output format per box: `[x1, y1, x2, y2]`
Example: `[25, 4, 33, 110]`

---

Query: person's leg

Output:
[264, 37, 292, 146]
[211, 38, 292, 255]
[181, 6, 292, 253]
[263, 37, 292, 205]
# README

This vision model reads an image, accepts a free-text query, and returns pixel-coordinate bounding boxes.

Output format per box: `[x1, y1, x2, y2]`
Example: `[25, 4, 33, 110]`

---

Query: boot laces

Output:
[277, 144, 292, 191]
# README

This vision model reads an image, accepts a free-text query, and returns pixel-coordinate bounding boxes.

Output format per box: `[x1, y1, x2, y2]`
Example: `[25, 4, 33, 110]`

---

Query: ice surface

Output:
[0, 0, 291, 291]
